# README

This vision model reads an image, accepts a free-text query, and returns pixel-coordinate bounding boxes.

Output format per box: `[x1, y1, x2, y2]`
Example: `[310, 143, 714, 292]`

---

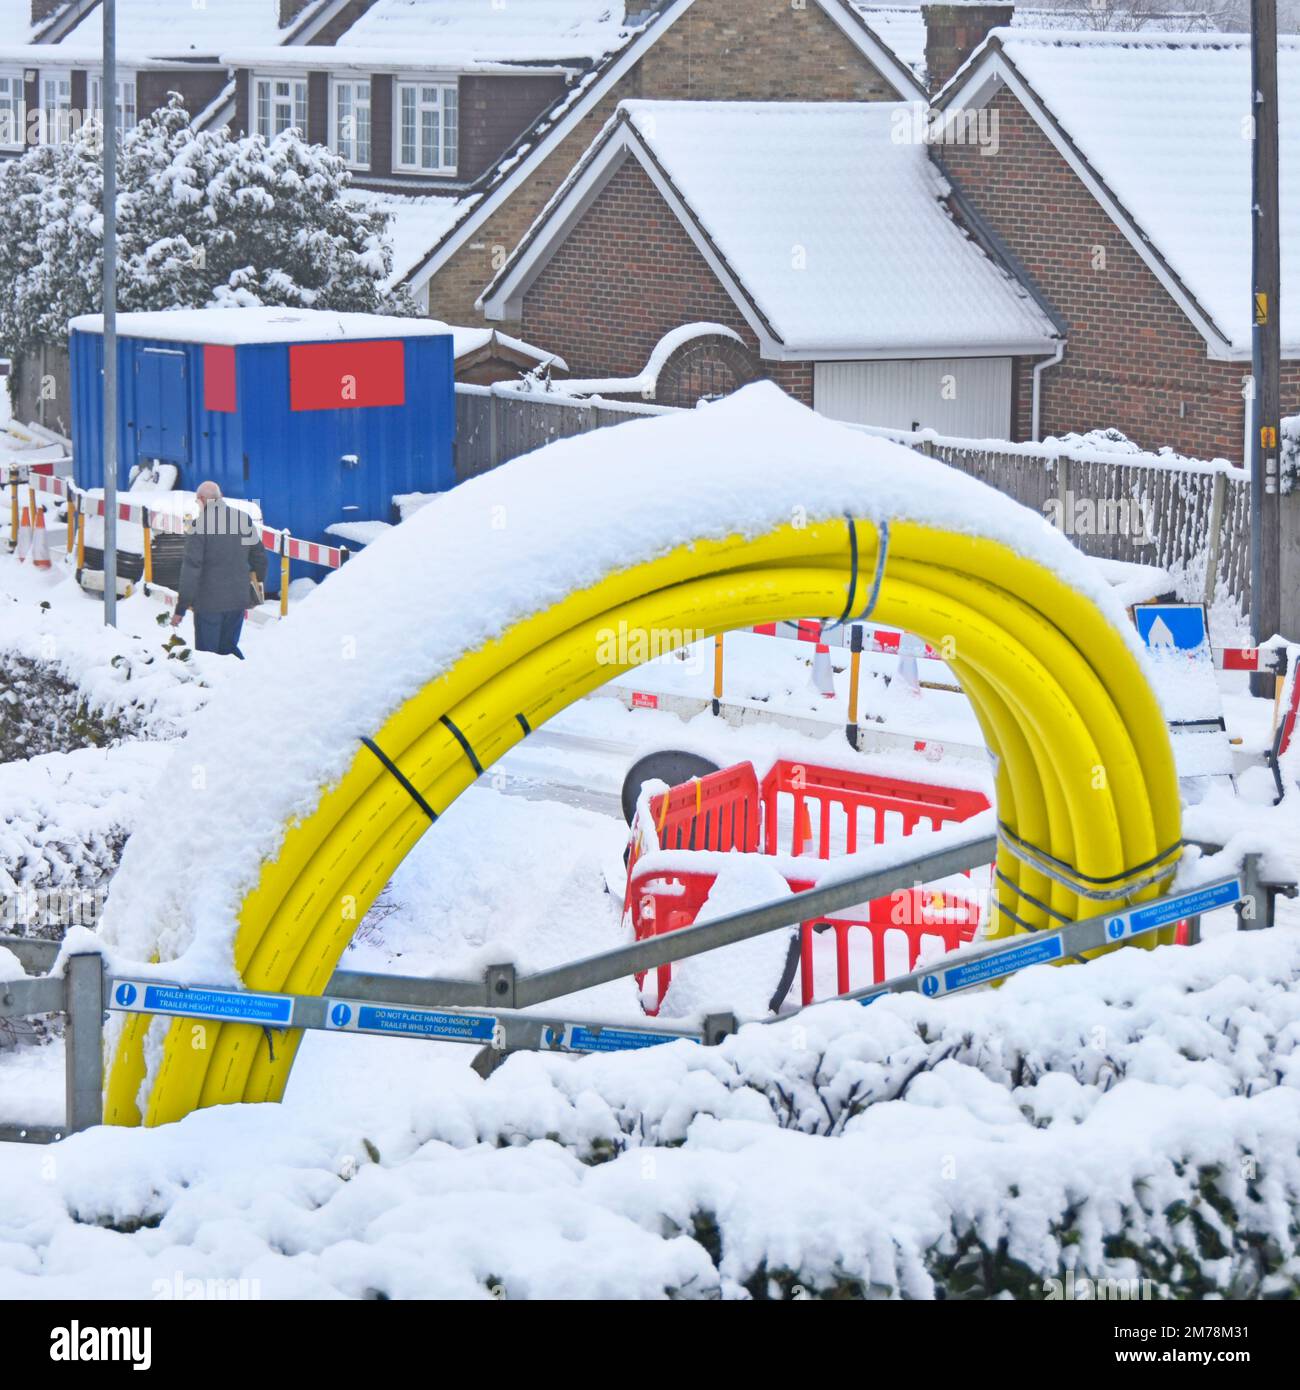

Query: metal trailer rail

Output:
[0, 839, 1291, 1145]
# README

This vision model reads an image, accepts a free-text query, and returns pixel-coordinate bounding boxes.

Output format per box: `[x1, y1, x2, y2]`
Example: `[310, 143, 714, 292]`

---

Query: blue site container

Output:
[68, 308, 455, 582]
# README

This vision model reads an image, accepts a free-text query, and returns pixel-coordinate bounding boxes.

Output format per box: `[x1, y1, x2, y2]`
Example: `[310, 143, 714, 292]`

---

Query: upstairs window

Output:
[394, 80, 457, 174]
[89, 74, 137, 135]
[331, 78, 370, 167]
[252, 75, 306, 140]
[39, 73, 71, 144]
[0, 71, 24, 149]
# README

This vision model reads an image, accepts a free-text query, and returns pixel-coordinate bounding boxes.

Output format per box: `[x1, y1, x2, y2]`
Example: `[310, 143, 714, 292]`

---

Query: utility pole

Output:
[102, 0, 118, 627]
[1249, 0, 1281, 693]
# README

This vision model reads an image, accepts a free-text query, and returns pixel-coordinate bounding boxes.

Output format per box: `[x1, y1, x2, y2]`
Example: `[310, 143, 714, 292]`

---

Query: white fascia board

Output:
[405, 0, 697, 296]
[815, 0, 927, 100]
[770, 341, 1058, 362]
[941, 49, 1237, 361]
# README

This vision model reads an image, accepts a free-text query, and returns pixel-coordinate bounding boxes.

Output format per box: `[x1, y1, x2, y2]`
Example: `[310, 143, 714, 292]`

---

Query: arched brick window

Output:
[655, 334, 763, 409]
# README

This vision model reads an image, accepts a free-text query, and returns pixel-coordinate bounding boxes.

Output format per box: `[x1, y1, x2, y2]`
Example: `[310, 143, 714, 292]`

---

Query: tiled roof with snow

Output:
[57, 0, 309, 59]
[990, 30, 1299, 353]
[335, 0, 639, 63]
[850, 3, 1215, 83]
[620, 100, 1057, 354]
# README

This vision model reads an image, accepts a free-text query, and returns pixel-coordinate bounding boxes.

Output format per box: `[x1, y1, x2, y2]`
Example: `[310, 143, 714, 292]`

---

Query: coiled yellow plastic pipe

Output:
[103, 518, 1180, 1127]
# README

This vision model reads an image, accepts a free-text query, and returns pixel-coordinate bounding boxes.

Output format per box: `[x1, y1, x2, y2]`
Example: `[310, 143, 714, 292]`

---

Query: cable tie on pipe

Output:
[854, 519, 890, 624]
[441, 715, 484, 776]
[361, 737, 439, 823]
[824, 515, 861, 632]
[515, 713, 532, 736]
[994, 868, 1072, 925]
[996, 822, 1181, 902]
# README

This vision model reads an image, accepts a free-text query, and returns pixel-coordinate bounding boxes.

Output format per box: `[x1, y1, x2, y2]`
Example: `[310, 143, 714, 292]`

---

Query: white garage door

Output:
[814, 358, 1013, 438]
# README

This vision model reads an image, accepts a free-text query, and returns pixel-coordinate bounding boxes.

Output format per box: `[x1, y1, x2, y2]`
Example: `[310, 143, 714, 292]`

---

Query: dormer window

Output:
[394, 80, 457, 174]
[330, 78, 370, 167]
[252, 74, 307, 140]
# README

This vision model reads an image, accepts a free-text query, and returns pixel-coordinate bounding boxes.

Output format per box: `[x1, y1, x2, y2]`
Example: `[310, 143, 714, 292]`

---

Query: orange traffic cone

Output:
[30, 508, 51, 570]
[14, 505, 31, 562]
[810, 642, 836, 699]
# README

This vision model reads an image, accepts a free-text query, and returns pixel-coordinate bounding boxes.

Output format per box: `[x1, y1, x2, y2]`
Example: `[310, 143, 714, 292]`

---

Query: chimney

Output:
[921, 3, 1014, 94]
[30, 0, 67, 26]
[279, 0, 315, 27]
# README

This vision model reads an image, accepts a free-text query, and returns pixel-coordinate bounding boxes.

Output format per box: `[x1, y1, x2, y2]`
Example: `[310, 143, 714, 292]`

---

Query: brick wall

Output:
[518, 157, 812, 403]
[460, 74, 569, 182]
[940, 88, 1299, 461]
[425, 0, 903, 326]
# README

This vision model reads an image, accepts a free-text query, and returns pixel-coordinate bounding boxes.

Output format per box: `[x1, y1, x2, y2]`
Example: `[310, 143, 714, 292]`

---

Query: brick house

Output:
[479, 100, 1058, 431]
[380, 0, 928, 324]
[0, 0, 339, 156]
[935, 23, 1300, 461]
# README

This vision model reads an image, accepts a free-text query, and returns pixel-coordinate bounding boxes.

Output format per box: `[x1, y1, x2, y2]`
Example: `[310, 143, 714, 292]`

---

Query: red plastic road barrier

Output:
[624, 759, 990, 1013]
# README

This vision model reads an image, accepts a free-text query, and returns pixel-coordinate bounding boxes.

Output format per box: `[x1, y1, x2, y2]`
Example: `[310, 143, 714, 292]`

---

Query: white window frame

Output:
[89, 71, 137, 135]
[0, 68, 25, 150]
[252, 72, 308, 140]
[38, 69, 72, 145]
[393, 78, 457, 174]
[329, 76, 371, 168]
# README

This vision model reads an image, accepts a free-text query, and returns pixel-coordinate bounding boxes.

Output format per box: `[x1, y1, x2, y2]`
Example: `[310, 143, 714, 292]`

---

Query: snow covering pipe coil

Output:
[103, 519, 1182, 1127]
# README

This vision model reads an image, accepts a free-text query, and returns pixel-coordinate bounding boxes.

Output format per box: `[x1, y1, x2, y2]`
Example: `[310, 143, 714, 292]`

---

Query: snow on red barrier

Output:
[752, 620, 942, 660]
[21, 471, 349, 569]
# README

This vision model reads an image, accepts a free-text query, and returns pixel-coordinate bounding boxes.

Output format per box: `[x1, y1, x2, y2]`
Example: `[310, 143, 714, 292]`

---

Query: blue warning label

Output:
[111, 980, 295, 1027]
[323, 1001, 497, 1043]
[939, 934, 1065, 993]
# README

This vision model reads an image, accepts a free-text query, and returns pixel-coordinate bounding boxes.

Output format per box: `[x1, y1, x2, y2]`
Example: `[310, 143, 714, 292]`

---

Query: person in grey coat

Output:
[171, 481, 268, 658]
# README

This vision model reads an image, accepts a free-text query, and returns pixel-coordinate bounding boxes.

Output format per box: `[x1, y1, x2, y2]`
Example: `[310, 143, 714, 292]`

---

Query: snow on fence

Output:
[454, 382, 676, 481]
[846, 423, 1251, 612]
[456, 385, 1251, 615]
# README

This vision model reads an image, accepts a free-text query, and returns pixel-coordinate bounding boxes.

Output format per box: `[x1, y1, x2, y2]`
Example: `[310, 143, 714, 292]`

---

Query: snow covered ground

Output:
[1, 426, 1298, 1298]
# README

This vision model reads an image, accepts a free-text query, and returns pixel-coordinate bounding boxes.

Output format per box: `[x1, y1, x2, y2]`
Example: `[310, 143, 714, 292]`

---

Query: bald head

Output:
[196, 481, 222, 504]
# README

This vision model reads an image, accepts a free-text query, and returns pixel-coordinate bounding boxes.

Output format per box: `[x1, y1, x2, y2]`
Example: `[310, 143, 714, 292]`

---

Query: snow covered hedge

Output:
[0, 96, 414, 361]
[13, 926, 1299, 1298]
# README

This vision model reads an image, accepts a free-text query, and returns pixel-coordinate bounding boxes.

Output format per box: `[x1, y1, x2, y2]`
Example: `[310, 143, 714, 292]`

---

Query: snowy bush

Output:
[0, 96, 415, 361]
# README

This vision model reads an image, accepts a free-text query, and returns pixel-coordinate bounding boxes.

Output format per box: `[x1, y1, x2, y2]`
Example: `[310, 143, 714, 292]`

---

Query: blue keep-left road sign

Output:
[1133, 604, 1208, 653]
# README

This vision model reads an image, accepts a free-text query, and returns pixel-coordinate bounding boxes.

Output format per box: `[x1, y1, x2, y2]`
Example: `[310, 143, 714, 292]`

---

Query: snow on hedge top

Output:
[68, 307, 454, 346]
[618, 101, 1056, 354]
[58, 0, 295, 58]
[335, 0, 637, 62]
[990, 31, 1300, 354]
[96, 384, 1144, 978]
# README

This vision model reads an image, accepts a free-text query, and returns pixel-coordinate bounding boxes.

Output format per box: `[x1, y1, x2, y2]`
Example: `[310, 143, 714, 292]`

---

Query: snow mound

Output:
[657, 859, 794, 1020]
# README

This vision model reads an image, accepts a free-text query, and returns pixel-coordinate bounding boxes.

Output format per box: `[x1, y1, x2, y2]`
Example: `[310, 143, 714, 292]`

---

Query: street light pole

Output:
[1249, 0, 1281, 693]
[102, 0, 118, 627]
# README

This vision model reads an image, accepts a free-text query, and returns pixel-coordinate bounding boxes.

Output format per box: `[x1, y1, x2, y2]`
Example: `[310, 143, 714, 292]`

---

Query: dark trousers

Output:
[193, 609, 246, 659]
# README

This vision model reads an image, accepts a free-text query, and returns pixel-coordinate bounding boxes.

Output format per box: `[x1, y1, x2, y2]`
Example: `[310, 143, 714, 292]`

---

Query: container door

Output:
[134, 347, 191, 467]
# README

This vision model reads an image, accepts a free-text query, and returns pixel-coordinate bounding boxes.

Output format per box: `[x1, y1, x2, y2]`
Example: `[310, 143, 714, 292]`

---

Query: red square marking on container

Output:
[203, 345, 237, 413]
[289, 340, 405, 412]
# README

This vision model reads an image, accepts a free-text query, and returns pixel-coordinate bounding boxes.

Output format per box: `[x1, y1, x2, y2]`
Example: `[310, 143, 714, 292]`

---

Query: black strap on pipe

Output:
[516, 713, 532, 736]
[441, 715, 485, 776]
[361, 737, 439, 823]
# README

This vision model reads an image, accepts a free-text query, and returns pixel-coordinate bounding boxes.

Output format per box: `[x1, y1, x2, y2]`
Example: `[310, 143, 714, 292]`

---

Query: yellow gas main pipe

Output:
[105, 519, 1181, 1128]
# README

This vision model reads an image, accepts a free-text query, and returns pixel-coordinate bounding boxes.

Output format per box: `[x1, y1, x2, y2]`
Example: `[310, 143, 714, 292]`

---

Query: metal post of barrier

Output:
[280, 532, 291, 618]
[64, 954, 104, 1132]
[1238, 852, 1267, 929]
[66, 491, 76, 557]
[8, 475, 17, 549]
[712, 633, 724, 715]
[141, 506, 152, 587]
[75, 509, 85, 570]
[846, 625, 864, 749]
[485, 963, 517, 1009]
